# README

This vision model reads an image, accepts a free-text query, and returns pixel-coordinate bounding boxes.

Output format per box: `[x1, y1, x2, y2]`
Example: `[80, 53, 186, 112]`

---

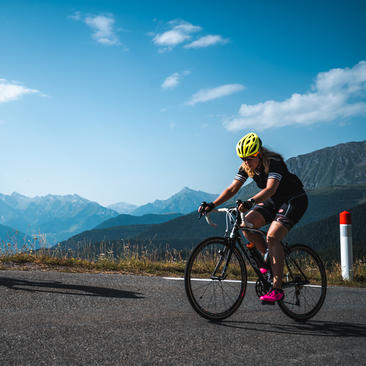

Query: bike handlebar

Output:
[203, 208, 254, 229]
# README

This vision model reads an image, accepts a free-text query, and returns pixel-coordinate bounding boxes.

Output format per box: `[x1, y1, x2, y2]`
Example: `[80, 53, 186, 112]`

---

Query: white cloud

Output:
[184, 35, 229, 49]
[0, 79, 39, 103]
[69, 11, 81, 21]
[70, 13, 120, 46]
[152, 20, 201, 51]
[162, 73, 180, 89]
[161, 71, 191, 89]
[224, 61, 366, 131]
[151, 20, 229, 52]
[85, 15, 119, 46]
[187, 84, 245, 105]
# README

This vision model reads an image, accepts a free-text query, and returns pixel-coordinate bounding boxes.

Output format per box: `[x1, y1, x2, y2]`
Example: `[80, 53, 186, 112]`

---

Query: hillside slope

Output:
[287, 202, 366, 261]
[95, 213, 183, 229]
[227, 140, 366, 203]
[131, 187, 218, 216]
[57, 182, 366, 257]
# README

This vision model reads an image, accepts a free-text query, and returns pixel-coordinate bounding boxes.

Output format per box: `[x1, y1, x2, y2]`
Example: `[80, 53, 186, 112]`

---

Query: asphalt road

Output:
[0, 270, 365, 365]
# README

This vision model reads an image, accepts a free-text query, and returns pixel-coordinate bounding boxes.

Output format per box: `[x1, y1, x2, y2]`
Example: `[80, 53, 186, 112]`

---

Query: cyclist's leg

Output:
[268, 193, 308, 289]
[241, 210, 266, 254]
[266, 221, 288, 289]
[243, 200, 276, 255]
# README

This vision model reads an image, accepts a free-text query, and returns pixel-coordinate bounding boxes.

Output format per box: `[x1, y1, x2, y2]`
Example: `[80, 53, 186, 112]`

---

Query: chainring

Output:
[255, 279, 271, 297]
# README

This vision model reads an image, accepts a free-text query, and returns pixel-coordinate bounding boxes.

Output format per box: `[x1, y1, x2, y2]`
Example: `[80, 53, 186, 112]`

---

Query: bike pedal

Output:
[261, 300, 275, 306]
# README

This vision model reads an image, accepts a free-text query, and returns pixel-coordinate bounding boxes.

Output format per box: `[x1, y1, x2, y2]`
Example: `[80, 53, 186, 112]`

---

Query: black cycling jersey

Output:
[235, 157, 304, 203]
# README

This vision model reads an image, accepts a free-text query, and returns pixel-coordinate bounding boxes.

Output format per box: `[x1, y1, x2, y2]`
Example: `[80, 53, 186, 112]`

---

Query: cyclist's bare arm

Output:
[251, 178, 280, 204]
[212, 179, 243, 208]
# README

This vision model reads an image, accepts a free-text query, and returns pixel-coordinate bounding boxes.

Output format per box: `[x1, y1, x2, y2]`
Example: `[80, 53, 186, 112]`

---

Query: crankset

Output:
[255, 279, 271, 298]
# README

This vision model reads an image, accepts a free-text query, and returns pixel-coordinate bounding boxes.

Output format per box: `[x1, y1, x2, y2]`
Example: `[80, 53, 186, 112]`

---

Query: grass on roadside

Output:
[1, 251, 365, 287]
[0, 252, 187, 277]
[1, 237, 365, 287]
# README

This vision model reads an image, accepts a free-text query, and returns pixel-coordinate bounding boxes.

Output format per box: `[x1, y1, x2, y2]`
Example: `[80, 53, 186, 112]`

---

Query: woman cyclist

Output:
[198, 132, 308, 302]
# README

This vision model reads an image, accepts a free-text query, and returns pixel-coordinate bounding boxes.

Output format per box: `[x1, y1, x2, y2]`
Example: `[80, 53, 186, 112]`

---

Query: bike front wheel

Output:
[184, 237, 247, 321]
[279, 244, 327, 322]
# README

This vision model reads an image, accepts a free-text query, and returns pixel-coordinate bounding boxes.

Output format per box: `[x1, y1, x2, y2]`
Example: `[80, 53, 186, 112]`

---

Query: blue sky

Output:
[1, 0, 365, 206]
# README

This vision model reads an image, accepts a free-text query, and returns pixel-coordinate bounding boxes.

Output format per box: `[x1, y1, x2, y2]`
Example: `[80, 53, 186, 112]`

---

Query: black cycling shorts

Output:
[252, 192, 308, 230]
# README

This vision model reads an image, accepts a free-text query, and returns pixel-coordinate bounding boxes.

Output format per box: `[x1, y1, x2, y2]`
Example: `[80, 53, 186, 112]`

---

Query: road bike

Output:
[184, 201, 327, 322]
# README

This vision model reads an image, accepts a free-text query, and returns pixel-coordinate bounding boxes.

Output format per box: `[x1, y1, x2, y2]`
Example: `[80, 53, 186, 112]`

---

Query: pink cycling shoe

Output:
[260, 288, 284, 302]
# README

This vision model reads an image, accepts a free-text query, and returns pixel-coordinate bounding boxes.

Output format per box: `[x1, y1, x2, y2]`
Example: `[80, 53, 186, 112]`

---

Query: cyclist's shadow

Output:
[212, 319, 366, 338]
[0, 276, 143, 299]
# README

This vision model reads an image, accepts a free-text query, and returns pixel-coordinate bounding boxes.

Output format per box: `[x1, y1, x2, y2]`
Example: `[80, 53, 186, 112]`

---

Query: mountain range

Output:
[106, 140, 366, 217]
[105, 187, 217, 216]
[54, 140, 366, 261]
[1, 139, 365, 254]
[0, 193, 118, 246]
[56, 183, 366, 256]
[107, 202, 138, 214]
[129, 187, 217, 216]
[230, 140, 366, 200]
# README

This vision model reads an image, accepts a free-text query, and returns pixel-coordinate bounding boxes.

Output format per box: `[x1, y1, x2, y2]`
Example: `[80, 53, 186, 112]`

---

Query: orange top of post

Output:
[339, 211, 351, 225]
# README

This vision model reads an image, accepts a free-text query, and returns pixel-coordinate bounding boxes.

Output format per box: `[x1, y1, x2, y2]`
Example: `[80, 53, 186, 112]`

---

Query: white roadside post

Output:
[339, 211, 353, 280]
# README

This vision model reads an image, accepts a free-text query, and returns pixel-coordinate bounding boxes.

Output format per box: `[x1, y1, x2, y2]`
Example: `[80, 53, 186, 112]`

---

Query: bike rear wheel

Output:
[184, 237, 247, 321]
[279, 244, 327, 322]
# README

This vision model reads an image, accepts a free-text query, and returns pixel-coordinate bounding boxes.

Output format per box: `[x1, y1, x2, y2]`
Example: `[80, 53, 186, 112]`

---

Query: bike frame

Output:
[206, 206, 310, 289]
[207, 207, 268, 282]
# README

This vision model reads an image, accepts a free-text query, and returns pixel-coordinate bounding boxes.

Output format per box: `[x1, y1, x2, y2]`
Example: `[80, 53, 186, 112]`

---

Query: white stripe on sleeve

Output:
[268, 172, 282, 182]
[235, 174, 247, 183]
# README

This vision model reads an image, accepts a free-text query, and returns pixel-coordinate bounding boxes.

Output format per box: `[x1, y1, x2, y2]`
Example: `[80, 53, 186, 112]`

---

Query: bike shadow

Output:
[0, 276, 143, 299]
[211, 319, 366, 338]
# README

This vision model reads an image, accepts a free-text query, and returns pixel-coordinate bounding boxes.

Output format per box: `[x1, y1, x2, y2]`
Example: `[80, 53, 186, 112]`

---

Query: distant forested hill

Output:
[287, 202, 366, 262]
[225, 183, 366, 227]
[95, 213, 183, 229]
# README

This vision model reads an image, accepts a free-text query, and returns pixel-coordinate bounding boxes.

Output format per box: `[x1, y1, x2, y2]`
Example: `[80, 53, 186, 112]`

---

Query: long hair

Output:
[241, 147, 283, 178]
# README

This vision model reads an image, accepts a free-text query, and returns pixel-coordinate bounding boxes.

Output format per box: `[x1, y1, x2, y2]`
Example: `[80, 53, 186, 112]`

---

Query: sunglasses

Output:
[241, 152, 259, 162]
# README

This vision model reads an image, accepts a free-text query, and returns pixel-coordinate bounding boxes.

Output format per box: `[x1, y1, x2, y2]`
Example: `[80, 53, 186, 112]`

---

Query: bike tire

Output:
[184, 237, 247, 321]
[278, 244, 327, 322]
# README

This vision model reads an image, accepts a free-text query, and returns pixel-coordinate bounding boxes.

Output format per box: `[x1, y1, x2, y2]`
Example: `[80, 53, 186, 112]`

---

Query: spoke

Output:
[217, 282, 237, 305]
[220, 279, 242, 291]
[197, 281, 213, 302]
[191, 281, 215, 292]
[218, 282, 228, 309]
[303, 288, 317, 309]
[186, 239, 247, 320]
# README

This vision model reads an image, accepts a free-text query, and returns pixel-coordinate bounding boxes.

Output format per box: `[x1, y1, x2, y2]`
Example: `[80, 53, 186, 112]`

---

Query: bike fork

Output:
[211, 239, 235, 281]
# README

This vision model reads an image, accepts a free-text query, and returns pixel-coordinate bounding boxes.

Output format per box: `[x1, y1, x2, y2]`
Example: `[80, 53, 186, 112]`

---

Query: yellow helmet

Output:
[236, 132, 262, 158]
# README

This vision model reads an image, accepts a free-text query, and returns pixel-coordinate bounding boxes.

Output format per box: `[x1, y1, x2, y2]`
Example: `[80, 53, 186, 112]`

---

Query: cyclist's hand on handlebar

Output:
[198, 201, 215, 216]
[238, 199, 255, 212]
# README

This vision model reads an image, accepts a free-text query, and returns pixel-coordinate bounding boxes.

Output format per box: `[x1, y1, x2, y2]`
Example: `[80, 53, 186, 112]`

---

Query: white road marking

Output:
[163, 277, 323, 288]
[163, 277, 256, 284]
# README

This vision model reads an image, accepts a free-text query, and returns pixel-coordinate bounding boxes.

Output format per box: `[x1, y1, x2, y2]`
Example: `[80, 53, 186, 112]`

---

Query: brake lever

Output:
[198, 201, 208, 219]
